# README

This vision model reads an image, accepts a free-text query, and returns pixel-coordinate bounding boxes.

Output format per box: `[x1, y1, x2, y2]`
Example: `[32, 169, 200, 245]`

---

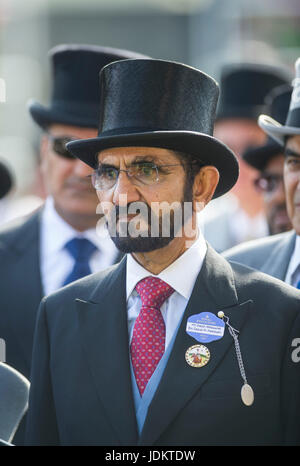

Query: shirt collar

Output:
[126, 231, 207, 301]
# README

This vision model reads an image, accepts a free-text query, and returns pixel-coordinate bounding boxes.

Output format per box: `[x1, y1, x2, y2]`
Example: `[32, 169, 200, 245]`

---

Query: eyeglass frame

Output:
[90, 159, 205, 191]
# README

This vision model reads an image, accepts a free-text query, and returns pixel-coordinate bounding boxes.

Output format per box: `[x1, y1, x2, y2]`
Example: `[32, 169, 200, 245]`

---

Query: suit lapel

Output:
[260, 231, 296, 280]
[139, 246, 253, 445]
[76, 257, 139, 445]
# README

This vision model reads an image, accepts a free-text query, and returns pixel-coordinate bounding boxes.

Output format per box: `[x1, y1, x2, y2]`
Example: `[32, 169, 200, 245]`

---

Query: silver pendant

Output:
[241, 383, 254, 406]
[218, 312, 255, 407]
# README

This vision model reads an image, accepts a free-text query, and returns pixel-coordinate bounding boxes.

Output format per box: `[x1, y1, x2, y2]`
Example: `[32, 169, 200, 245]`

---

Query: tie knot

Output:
[135, 276, 175, 310]
[64, 238, 97, 262]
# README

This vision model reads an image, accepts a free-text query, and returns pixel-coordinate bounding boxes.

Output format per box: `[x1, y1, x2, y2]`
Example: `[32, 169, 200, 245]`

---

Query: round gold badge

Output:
[185, 345, 210, 368]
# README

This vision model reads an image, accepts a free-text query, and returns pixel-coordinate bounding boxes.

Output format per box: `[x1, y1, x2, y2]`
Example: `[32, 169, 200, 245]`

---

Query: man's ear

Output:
[192, 165, 220, 212]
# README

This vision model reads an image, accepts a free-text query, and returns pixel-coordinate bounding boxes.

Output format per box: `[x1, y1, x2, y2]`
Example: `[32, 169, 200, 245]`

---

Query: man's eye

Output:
[286, 157, 300, 167]
[139, 164, 155, 176]
[102, 167, 118, 179]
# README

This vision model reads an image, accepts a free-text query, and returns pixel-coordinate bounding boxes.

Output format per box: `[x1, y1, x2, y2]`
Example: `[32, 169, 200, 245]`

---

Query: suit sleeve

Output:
[282, 310, 300, 445]
[25, 297, 60, 446]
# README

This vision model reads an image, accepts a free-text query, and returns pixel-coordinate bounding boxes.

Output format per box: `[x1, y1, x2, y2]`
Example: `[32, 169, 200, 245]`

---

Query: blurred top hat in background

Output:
[259, 57, 300, 145]
[243, 84, 292, 170]
[28, 43, 149, 130]
[216, 62, 291, 122]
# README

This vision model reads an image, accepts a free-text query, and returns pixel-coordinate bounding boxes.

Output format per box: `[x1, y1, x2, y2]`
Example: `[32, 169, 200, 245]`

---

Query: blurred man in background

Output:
[0, 43, 147, 444]
[224, 58, 300, 286]
[201, 63, 291, 251]
[243, 84, 292, 235]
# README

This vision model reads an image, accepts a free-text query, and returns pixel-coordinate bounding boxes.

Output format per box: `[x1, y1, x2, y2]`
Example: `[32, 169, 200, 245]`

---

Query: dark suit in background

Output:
[0, 211, 42, 379]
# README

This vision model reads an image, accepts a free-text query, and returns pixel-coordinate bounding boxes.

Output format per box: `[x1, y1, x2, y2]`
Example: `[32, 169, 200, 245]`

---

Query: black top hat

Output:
[216, 62, 291, 121]
[28, 44, 149, 130]
[259, 57, 300, 145]
[242, 84, 292, 170]
[0, 160, 14, 199]
[67, 59, 239, 199]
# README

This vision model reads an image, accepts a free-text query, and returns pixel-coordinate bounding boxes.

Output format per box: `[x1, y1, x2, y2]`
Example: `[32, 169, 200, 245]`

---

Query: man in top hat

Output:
[224, 58, 300, 286]
[242, 84, 292, 236]
[201, 63, 291, 252]
[0, 44, 147, 444]
[25, 58, 300, 446]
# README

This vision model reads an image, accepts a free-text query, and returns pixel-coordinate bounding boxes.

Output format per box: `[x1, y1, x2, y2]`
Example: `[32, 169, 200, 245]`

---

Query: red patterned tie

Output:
[130, 276, 175, 396]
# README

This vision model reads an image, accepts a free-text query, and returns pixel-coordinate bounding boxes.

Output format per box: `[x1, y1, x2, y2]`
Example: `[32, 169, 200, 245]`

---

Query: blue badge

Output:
[186, 312, 225, 343]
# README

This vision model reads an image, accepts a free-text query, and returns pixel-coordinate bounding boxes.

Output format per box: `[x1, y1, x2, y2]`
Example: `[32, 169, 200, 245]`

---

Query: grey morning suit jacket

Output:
[222, 230, 296, 281]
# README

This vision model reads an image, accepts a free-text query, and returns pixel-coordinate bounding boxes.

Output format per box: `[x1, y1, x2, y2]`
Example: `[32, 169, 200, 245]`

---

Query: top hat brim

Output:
[28, 100, 99, 130]
[258, 114, 300, 145]
[242, 141, 283, 171]
[66, 130, 239, 199]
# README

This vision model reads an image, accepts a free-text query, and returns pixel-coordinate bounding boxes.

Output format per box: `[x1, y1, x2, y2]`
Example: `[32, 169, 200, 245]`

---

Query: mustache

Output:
[113, 203, 151, 220]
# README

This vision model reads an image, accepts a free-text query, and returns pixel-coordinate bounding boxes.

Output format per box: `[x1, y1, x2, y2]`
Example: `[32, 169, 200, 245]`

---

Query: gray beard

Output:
[106, 179, 193, 253]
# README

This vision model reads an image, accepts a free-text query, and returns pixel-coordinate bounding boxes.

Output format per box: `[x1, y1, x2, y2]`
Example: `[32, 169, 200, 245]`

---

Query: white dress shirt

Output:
[126, 232, 207, 349]
[40, 196, 119, 295]
[285, 235, 300, 287]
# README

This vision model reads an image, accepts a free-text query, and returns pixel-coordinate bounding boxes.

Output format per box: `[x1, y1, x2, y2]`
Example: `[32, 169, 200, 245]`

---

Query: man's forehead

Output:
[285, 135, 300, 152]
[97, 146, 180, 163]
[264, 153, 285, 170]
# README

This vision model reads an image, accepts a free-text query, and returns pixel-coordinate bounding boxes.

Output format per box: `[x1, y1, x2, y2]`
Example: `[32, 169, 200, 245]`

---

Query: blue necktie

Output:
[297, 281, 300, 289]
[63, 238, 97, 286]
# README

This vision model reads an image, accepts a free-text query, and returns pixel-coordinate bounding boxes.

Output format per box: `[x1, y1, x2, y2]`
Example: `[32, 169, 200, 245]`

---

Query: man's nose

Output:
[112, 171, 141, 205]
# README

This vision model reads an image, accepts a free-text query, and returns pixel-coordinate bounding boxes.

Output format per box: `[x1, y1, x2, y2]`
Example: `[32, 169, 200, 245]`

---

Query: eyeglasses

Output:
[91, 161, 193, 190]
[253, 173, 283, 193]
[46, 134, 77, 159]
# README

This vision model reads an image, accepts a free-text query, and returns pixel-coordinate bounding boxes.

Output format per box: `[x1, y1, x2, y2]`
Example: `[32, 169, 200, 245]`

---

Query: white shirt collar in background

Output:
[41, 196, 105, 254]
[40, 196, 119, 295]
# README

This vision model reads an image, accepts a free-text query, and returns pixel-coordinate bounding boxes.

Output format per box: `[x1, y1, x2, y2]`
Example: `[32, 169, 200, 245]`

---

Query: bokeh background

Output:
[0, 0, 300, 219]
